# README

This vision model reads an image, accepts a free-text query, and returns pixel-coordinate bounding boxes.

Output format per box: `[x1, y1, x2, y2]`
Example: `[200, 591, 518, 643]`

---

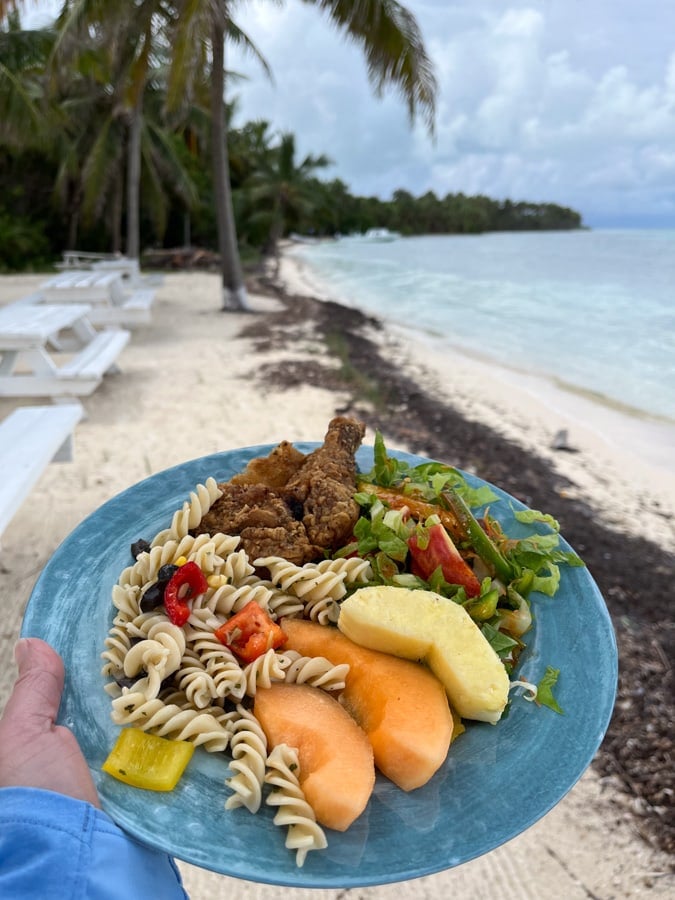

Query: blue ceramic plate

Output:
[22, 445, 617, 888]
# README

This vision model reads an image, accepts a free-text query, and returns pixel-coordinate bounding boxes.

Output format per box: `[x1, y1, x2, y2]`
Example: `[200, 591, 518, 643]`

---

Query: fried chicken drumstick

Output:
[194, 417, 366, 565]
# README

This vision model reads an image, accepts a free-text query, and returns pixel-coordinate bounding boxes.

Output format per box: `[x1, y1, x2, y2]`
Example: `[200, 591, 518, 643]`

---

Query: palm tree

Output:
[0, 9, 121, 248]
[245, 131, 331, 270]
[1, 2, 197, 254]
[168, 0, 437, 311]
[0, 11, 55, 150]
[3, 0, 437, 310]
[49, 0, 173, 261]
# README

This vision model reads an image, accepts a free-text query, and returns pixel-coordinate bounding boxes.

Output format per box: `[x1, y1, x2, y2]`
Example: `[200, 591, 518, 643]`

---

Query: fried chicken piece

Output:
[239, 524, 314, 566]
[195, 417, 365, 561]
[284, 416, 366, 550]
[194, 483, 317, 566]
[229, 441, 306, 490]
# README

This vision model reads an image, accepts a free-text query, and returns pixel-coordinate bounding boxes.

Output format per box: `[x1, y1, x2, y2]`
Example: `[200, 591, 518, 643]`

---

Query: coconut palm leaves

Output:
[1, 0, 438, 308]
[245, 132, 331, 267]
[162, 0, 438, 310]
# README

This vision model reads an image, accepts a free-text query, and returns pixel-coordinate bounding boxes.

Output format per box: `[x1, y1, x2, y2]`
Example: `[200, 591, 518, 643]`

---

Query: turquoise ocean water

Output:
[290, 230, 675, 424]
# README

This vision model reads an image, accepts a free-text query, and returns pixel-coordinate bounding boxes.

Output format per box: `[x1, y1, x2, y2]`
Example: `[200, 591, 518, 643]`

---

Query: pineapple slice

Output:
[338, 585, 509, 724]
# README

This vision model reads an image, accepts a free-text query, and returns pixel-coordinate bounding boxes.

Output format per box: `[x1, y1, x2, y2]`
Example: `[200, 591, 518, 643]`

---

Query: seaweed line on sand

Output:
[240, 275, 674, 861]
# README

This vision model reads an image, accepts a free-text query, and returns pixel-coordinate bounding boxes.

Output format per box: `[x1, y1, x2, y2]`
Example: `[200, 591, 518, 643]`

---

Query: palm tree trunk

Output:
[126, 98, 143, 261]
[211, 8, 250, 311]
[112, 173, 123, 254]
[67, 189, 80, 251]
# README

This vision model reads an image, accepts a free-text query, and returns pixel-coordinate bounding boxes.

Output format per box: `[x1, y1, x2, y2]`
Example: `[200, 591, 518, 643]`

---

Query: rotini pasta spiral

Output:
[185, 537, 224, 575]
[195, 579, 276, 618]
[305, 558, 372, 623]
[255, 556, 349, 603]
[209, 533, 242, 559]
[185, 607, 222, 634]
[219, 549, 256, 584]
[159, 689, 239, 731]
[316, 555, 373, 584]
[266, 588, 304, 620]
[302, 593, 341, 625]
[279, 650, 349, 692]
[174, 649, 219, 709]
[188, 627, 247, 700]
[110, 583, 141, 620]
[111, 690, 232, 752]
[123, 611, 175, 639]
[224, 705, 268, 813]
[122, 622, 186, 699]
[265, 743, 327, 867]
[101, 620, 132, 677]
[150, 478, 223, 547]
[117, 541, 181, 593]
[242, 648, 291, 696]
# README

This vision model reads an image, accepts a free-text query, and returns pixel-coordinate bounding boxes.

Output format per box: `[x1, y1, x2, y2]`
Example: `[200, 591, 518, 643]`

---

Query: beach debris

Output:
[141, 247, 220, 270]
[551, 429, 579, 453]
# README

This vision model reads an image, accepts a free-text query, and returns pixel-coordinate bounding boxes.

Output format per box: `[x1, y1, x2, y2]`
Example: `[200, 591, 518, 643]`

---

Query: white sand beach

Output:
[0, 270, 672, 899]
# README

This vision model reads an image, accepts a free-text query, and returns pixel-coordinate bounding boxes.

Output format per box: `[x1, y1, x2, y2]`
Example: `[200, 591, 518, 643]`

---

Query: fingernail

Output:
[14, 638, 30, 669]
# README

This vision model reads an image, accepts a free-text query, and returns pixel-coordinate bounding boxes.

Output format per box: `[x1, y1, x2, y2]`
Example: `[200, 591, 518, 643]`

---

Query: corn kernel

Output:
[207, 574, 227, 588]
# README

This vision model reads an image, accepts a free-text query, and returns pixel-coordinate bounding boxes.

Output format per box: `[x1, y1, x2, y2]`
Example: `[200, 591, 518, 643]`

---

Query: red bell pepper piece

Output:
[214, 600, 286, 663]
[163, 561, 208, 626]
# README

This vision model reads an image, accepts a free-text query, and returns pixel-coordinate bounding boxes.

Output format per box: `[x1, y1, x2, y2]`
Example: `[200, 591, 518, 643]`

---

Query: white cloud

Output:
[494, 7, 544, 39]
[18, 0, 675, 225]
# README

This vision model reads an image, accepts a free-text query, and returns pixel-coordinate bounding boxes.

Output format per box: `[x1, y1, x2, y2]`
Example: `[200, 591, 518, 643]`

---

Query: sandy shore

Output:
[0, 271, 672, 898]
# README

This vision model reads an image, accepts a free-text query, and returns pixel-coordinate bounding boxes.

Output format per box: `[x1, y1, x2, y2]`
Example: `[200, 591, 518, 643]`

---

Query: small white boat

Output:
[362, 228, 400, 242]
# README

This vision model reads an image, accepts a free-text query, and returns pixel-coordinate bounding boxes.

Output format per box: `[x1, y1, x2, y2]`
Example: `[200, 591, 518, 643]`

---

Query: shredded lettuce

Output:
[481, 622, 520, 659]
[536, 666, 564, 714]
[513, 507, 561, 532]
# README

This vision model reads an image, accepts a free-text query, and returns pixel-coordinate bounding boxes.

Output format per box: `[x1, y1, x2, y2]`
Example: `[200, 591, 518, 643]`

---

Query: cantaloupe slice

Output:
[280, 617, 454, 791]
[253, 682, 375, 832]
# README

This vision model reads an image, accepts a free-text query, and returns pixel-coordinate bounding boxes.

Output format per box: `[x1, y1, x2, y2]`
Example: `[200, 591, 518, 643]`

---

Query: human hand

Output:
[0, 637, 100, 807]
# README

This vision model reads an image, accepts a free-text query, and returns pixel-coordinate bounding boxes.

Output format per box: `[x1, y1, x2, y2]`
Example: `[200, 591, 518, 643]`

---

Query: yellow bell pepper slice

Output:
[102, 728, 194, 791]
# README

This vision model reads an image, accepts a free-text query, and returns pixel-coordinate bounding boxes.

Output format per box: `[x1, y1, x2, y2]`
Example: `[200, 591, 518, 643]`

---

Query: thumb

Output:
[1, 638, 65, 731]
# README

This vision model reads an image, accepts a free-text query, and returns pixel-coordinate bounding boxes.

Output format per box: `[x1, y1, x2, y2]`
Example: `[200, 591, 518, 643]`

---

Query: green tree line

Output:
[292, 185, 582, 238]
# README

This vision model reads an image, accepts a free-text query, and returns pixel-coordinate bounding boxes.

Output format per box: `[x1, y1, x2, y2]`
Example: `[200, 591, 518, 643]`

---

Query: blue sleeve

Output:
[0, 787, 188, 899]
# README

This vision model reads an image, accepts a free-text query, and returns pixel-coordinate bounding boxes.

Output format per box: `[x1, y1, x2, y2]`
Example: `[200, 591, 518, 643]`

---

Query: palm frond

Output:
[226, 17, 275, 84]
[146, 119, 199, 208]
[140, 123, 170, 237]
[0, 63, 43, 144]
[302, 0, 437, 133]
[164, 0, 212, 112]
[80, 117, 124, 222]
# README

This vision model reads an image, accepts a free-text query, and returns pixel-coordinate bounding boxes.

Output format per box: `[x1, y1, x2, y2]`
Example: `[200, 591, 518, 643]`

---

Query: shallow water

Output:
[291, 230, 675, 423]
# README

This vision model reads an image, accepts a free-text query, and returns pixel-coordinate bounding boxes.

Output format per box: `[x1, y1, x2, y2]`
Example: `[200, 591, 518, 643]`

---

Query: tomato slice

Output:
[102, 728, 194, 791]
[408, 522, 481, 597]
[214, 600, 286, 662]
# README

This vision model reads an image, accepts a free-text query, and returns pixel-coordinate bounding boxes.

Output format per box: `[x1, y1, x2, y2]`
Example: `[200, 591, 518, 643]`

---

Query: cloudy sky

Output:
[22, 1, 675, 227]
